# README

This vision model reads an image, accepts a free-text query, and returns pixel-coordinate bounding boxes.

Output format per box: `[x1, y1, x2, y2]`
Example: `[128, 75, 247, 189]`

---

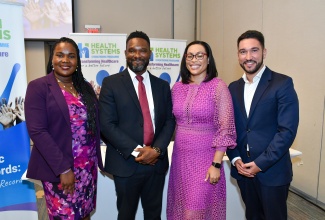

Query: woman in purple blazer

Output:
[25, 37, 103, 220]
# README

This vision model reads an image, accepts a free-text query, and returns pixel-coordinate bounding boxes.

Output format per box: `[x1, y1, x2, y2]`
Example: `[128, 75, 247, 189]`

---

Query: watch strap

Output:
[212, 162, 221, 168]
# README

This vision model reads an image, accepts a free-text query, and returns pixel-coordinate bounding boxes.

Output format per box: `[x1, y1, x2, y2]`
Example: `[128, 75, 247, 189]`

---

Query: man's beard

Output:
[240, 59, 263, 74]
[127, 58, 150, 73]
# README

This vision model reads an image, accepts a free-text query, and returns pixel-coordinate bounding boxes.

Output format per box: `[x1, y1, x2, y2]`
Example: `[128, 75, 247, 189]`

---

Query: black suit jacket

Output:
[226, 67, 299, 186]
[99, 69, 175, 177]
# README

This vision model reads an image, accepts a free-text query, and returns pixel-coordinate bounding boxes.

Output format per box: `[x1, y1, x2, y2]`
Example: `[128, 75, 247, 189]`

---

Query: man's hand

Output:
[135, 146, 159, 165]
[234, 159, 255, 178]
[242, 161, 261, 176]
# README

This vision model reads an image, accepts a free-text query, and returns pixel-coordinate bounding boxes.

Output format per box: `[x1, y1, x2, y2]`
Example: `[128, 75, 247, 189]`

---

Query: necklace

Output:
[56, 78, 78, 98]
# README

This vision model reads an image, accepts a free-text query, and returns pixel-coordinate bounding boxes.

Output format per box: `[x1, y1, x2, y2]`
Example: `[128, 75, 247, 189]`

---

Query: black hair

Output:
[237, 30, 265, 49]
[180, 40, 218, 84]
[126, 31, 150, 47]
[47, 37, 98, 138]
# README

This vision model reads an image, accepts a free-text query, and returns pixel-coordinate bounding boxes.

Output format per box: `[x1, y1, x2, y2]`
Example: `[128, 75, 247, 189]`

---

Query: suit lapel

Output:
[149, 73, 159, 128]
[120, 70, 142, 113]
[47, 72, 70, 127]
[249, 67, 272, 118]
[235, 79, 248, 120]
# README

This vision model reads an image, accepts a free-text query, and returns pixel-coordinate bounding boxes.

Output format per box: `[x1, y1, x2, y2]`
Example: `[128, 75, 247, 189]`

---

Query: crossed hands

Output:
[234, 159, 260, 178]
[135, 146, 159, 165]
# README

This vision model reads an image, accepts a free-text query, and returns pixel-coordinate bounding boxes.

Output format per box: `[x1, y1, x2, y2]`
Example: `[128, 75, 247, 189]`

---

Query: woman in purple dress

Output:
[25, 37, 103, 220]
[167, 41, 237, 220]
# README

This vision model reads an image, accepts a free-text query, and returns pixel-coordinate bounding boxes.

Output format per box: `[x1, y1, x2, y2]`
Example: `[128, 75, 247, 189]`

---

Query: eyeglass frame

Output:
[184, 52, 208, 61]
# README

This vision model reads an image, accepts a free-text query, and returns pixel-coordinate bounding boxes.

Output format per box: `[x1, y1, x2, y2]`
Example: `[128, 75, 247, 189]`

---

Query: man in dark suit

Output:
[99, 31, 175, 220]
[226, 30, 299, 220]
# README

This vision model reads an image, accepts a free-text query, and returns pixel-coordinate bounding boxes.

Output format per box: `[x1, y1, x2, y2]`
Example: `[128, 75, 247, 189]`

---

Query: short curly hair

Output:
[126, 30, 150, 47]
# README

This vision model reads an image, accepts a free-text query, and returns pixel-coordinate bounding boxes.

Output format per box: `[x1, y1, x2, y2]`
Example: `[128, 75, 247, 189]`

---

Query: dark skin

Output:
[53, 42, 91, 220]
[124, 38, 160, 165]
[51, 42, 77, 195]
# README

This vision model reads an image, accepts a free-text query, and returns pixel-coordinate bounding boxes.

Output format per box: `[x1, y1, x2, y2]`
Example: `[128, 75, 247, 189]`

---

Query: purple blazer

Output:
[25, 72, 103, 182]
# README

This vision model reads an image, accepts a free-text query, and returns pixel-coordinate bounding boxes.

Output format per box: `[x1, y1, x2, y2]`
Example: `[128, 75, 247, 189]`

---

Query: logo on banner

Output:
[78, 42, 121, 58]
[148, 46, 183, 85]
[78, 43, 90, 58]
[0, 19, 11, 40]
[0, 19, 11, 58]
[151, 47, 181, 60]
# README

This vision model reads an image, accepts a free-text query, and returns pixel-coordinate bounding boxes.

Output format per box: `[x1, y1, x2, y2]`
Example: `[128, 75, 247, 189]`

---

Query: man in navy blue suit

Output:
[226, 30, 299, 220]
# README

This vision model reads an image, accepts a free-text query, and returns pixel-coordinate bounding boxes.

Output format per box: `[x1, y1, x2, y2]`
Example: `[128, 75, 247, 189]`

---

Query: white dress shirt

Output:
[231, 65, 266, 166]
[128, 68, 156, 156]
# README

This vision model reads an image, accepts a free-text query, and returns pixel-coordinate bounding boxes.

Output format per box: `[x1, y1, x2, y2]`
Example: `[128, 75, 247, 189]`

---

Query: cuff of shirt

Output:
[231, 157, 241, 166]
[61, 168, 71, 174]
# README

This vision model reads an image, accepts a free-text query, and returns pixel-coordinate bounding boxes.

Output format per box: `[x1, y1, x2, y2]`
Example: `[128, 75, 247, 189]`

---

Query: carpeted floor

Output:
[35, 185, 324, 220]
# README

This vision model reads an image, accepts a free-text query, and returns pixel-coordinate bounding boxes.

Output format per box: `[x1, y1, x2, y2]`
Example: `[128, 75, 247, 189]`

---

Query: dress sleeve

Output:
[212, 79, 237, 151]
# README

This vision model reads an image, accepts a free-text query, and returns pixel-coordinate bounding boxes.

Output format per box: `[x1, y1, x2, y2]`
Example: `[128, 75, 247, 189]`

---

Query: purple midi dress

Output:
[167, 78, 236, 220]
[42, 90, 98, 220]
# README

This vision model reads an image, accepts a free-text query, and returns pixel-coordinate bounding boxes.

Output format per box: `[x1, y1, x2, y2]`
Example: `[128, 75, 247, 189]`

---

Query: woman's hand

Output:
[205, 166, 221, 185]
[60, 169, 75, 194]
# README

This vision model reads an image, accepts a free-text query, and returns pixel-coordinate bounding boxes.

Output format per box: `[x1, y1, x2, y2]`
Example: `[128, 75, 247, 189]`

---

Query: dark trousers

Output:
[113, 164, 166, 220]
[237, 177, 290, 220]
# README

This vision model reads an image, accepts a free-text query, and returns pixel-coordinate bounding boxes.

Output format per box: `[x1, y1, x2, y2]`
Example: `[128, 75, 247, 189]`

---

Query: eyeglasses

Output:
[185, 53, 207, 61]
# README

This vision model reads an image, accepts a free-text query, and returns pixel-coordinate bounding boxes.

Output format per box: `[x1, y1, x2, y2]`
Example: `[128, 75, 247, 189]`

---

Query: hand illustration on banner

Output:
[14, 97, 25, 124]
[0, 97, 25, 130]
[1, 63, 21, 131]
[0, 99, 15, 129]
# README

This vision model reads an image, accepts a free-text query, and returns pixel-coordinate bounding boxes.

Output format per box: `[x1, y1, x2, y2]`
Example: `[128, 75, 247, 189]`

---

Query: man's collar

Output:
[242, 65, 266, 83]
[128, 67, 149, 80]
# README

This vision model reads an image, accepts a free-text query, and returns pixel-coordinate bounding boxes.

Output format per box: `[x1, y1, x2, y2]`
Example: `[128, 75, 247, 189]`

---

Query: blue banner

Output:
[0, 1, 37, 219]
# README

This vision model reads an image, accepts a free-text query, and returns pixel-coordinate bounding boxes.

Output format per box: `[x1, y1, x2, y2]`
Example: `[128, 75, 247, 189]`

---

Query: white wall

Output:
[197, 0, 325, 208]
[24, 0, 196, 83]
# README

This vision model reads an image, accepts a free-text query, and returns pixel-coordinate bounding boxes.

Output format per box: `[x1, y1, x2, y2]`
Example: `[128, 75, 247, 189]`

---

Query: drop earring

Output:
[76, 66, 78, 72]
[52, 64, 54, 70]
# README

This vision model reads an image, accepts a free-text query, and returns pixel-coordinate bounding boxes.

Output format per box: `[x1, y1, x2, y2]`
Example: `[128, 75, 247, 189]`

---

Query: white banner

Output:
[69, 33, 127, 97]
[148, 38, 187, 87]
[70, 33, 186, 93]
[0, 1, 37, 219]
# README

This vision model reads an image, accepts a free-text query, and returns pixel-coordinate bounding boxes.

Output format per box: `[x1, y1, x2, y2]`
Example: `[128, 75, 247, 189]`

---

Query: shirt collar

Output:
[128, 67, 149, 81]
[242, 65, 266, 83]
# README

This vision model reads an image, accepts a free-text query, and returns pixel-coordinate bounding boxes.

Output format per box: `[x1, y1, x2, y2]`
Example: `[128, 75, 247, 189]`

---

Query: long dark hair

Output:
[47, 37, 98, 138]
[180, 41, 218, 84]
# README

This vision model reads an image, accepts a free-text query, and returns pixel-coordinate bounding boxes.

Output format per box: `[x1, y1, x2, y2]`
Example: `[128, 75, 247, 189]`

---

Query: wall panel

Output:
[198, 0, 325, 205]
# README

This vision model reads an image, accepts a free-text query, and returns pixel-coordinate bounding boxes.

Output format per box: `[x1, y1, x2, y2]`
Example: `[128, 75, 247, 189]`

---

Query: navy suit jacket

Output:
[226, 67, 299, 186]
[99, 69, 175, 177]
[25, 72, 103, 182]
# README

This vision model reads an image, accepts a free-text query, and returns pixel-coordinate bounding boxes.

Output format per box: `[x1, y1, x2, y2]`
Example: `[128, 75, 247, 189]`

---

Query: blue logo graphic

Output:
[150, 52, 154, 61]
[78, 43, 89, 58]
[96, 70, 109, 86]
[159, 72, 171, 85]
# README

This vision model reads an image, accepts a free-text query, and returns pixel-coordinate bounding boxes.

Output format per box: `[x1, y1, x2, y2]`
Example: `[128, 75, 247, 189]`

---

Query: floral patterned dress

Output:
[167, 78, 237, 220]
[42, 90, 98, 220]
